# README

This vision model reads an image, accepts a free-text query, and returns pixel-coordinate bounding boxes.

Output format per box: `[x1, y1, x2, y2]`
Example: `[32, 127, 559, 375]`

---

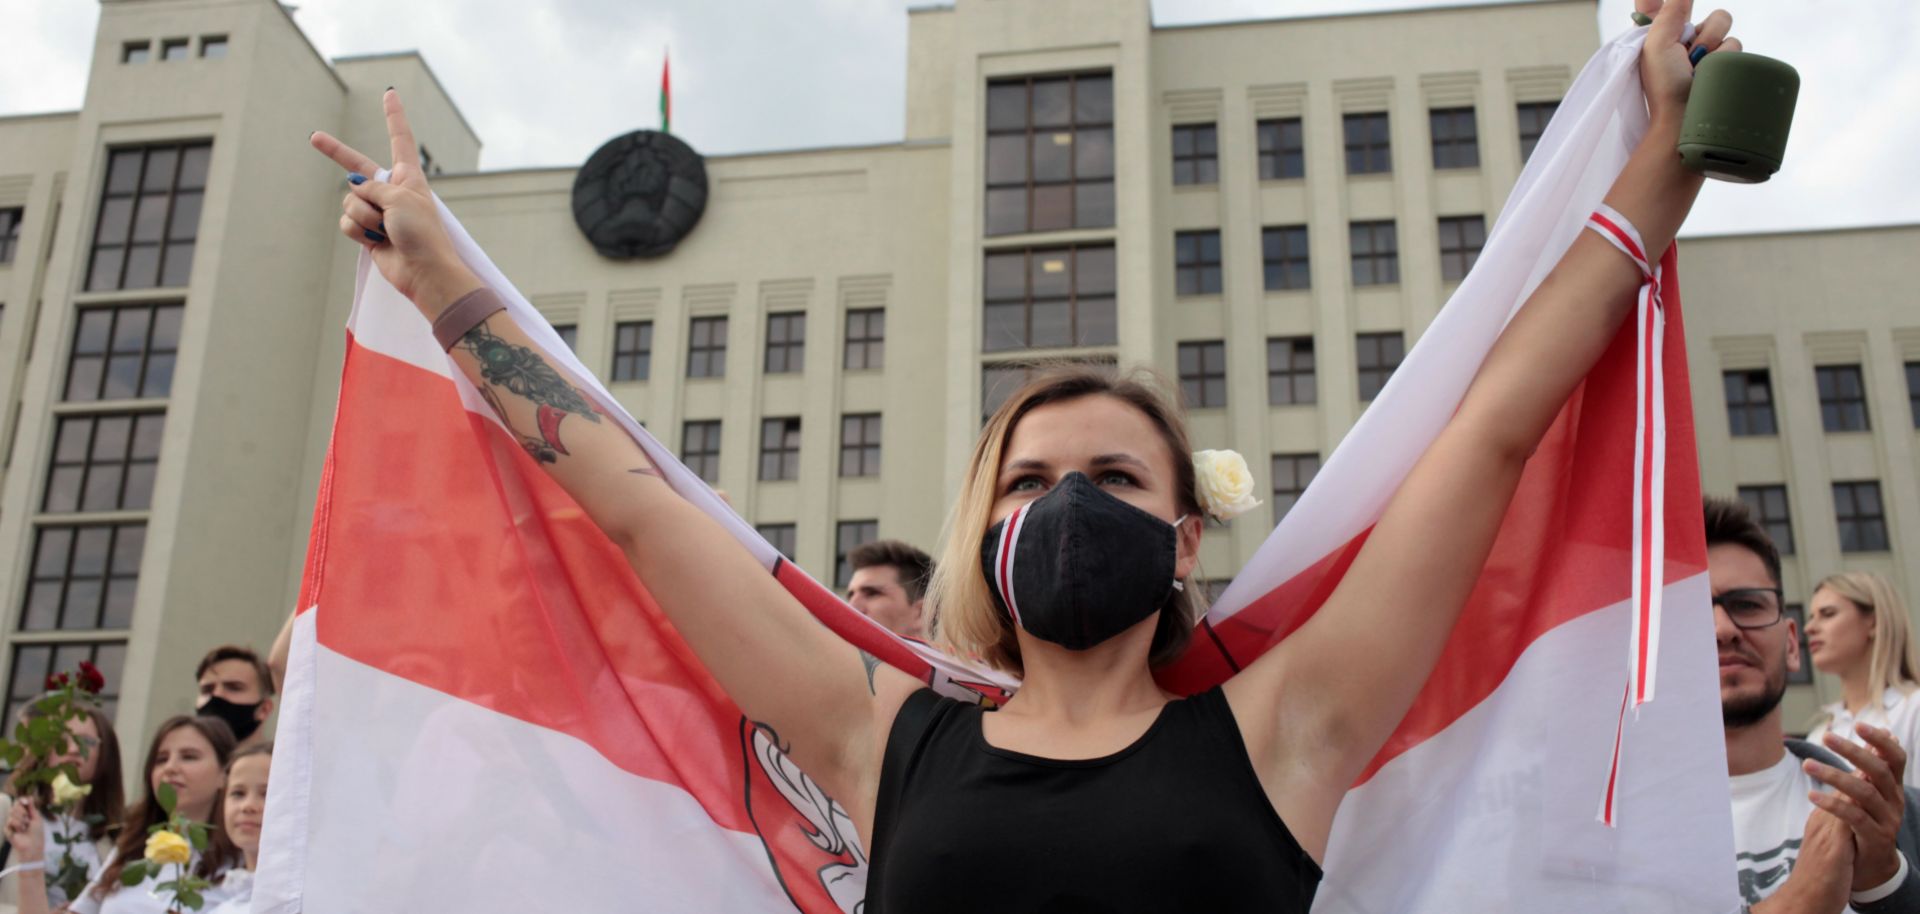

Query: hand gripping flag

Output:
[256, 24, 1737, 914]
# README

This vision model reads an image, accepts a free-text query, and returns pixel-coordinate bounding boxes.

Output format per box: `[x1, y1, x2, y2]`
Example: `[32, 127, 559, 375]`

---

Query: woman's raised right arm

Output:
[308, 92, 918, 828]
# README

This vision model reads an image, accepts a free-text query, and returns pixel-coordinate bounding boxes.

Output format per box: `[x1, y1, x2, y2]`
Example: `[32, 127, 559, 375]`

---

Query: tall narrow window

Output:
[65, 303, 183, 402]
[1172, 124, 1219, 186]
[840, 413, 882, 478]
[982, 245, 1116, 352]
[1815, 365, 1870, 431]
[1429, 107, 1480, 169]
[1175, 231, 1222, 296]
[1437, 215, 1486, 282]
[1723, 369, 1778, 436]
[0, 208, 21, 264]
[1271, 454, 1321, 522]
[1257, 118, 1305, 180]
[759, 418, 801, 481]
[1178, 341, 1227, 408]
[686, 316, 728, 379]
[756, 524, 796, 560]
[1738, 484, 1796, 555]
[682, 420, 722, 483]
[88, 143, 211, 291]
[20, 524, 146, 631]
[836, 520, 879, 587]
[1349, 220, 1399, 286]
[1267, 337, 1316, 406]
[1517, 101, 1560, 161]
[844, 309, 884, 371]
[1261, 225, 1310, 291]
[985, 72, 1114, 236]
[1833, 481, 1888, 552]
[611, 320, 652, 381]
[1356, 332, 1405, 401]
[1343, 112, 1391, 175]
[43, 413, 165, 514]
[1907, 362, 1919, 428]
[764, 312, 805, 374]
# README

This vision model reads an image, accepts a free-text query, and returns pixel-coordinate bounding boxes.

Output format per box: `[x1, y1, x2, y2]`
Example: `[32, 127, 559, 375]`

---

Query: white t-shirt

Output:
[0, 798, 107, 909]
[67, 849, 237, 914]
[1729, 753, 1859, 911]
[1808, 687, 1920, 790]
[203, 868, 252, 914]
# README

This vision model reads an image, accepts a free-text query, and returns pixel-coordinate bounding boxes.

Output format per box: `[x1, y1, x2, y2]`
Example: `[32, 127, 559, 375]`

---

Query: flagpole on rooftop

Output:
[660, 47, 671, 134]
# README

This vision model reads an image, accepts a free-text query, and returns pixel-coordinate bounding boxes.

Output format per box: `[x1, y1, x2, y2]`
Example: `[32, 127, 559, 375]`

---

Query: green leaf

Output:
[187, 822, 208, 851]
[178, 887, 204, 910]
[156, 781, 177, 814]
[120, 861, 148, 886]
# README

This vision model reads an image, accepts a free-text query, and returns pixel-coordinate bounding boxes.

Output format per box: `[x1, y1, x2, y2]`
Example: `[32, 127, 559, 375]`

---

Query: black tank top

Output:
[865, 686, 1321, 913]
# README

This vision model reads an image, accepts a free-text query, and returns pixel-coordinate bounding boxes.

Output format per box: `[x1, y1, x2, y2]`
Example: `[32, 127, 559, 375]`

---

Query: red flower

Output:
[76, 661, 105, 695]
[44, 672, 70, 692]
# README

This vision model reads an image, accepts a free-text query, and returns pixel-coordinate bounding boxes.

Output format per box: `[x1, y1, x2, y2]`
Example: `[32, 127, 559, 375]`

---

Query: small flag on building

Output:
[660, 50, 671, 133]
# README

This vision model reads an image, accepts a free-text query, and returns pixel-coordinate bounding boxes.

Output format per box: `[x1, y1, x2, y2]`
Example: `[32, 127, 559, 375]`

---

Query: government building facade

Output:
[0, 0, 1913, 745]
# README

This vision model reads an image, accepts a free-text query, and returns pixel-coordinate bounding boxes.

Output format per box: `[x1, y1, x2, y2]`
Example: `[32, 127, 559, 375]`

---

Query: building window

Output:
[418, 146, 437, 176]
[611, 320, 652, 381]
[840, 413, 882, 478]
[1257, 118, 1304, 180]
[844, 308, 884, 371]
[757, 523, 796, 560]
[1172, 124, 1219, 186]
[984, 72, 1114, 236]
[686, 316, 727, 379]
[1343, 112, 1391, 175]
[160, 38, 190, 61]
[1429, 107, 1480, 169]
[1833, 481, 1888, 552]
[1261, 225, 1310, 291]
[0, 208, 21, 264]
[88, 143, 211, 291]
[122, 42, 151, 64]
[1349, 220, 1399, 286]
[551, 324, 577, 351]
[1784, 604, 1813, 684]
[1907, 362, 1919, 428]
[1738, 484, 1796, 555]
[200, 36, 228, 59]
[982, 245, 1116, 352]
[1356, 332, 1405, 401]
[1815, 365, 1870, 431]
[836, 520, 879, 588]
[1437, 215, 1486, 282]
[1271, 454, 1321, 522]
[20, 523, 145, 631]
[1175, 230, 1223, 296]
[5, 641, 126, 724]
[1517, 101, 1560, 162]
[1267, 337, 1316, 406]
[1723, 369, 1777, 436]
[43, 413, 165, 514]
[682, 420, 721, 484]
[982, 358, 1117, 421]
[764, 312, 805, 374]
[65, 303, 183, 402]
[1178, 341, 1227, 408]
[759, 417, 801, 481]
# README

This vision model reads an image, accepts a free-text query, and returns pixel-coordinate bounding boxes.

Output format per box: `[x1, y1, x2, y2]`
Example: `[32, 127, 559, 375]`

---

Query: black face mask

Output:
[198, 695, 264, 742]
[980, 472, 1186, 651]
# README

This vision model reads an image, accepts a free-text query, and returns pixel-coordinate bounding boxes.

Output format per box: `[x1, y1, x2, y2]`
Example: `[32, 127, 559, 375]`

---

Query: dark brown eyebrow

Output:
[1000, 453, 1150, 475]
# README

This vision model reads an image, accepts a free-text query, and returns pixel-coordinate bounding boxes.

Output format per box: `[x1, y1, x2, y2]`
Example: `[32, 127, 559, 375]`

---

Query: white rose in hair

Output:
[1192, 449, 1261, 521]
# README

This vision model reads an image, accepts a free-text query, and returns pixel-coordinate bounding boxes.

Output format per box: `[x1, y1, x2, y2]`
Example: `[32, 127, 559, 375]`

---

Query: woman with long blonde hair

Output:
[1805, 571, 1920, 786]
[306, 2, 1737, 907]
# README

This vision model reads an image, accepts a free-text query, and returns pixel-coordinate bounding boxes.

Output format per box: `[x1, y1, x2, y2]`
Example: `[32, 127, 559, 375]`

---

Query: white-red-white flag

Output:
[255, 25, 1737, 914]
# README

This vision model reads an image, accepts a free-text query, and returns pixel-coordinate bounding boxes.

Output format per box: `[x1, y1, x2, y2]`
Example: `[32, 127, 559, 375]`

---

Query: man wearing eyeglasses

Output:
[1708, 497, 1920, 912]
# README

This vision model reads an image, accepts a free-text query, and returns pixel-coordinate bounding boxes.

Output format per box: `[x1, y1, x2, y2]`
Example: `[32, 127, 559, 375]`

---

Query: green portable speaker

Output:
[1678, 51, 1800, 183]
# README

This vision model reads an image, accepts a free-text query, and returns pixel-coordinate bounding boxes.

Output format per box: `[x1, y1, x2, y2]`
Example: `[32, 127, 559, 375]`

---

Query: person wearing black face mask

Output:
[194, 646, 276, 749]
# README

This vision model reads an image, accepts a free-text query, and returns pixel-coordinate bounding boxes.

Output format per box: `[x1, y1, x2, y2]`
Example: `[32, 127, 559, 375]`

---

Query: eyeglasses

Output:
[1713, 587, 1786, 630]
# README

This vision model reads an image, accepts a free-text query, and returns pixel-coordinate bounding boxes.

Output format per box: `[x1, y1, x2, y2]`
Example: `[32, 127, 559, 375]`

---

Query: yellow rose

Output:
[49, 772, 91, 807]
[144, 829, 192, 867]
[1192, 449, 1262, 521]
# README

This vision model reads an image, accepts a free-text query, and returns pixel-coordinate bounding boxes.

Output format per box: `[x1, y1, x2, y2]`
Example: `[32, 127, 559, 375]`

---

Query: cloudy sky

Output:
[2, 0, 1914, 237]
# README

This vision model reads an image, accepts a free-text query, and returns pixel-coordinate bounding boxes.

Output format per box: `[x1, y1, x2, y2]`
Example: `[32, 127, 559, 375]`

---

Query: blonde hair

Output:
[1818, 571, 1920, 705]
[927, 364, 1208, 676]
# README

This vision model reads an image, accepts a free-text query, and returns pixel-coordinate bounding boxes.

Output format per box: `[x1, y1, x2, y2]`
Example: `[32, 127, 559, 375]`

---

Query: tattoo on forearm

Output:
[860, 650, 882, 695]
[457, 323, 601, 463]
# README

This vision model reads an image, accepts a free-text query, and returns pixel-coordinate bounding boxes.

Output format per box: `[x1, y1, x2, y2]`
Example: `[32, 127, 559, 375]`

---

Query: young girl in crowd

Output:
[204, 743, 270, 914]
[1, 706, 124, 909]
[309, 1, 1735, 907]
[6, 715, 242, 914]
[1805, 571, 1920, 786]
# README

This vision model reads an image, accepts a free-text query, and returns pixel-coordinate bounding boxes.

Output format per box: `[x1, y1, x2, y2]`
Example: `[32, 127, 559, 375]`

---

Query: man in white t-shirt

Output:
[1708, 497, 1920, 913]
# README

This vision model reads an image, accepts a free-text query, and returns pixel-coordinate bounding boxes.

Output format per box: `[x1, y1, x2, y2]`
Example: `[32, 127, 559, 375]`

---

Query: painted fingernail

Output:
[1689, 44, 1709, 67]
[348, 172, 367, 185]
[1630, 11, 1652, 26]
[364, 229, 387, 243]
[377, 221, 386, 233]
